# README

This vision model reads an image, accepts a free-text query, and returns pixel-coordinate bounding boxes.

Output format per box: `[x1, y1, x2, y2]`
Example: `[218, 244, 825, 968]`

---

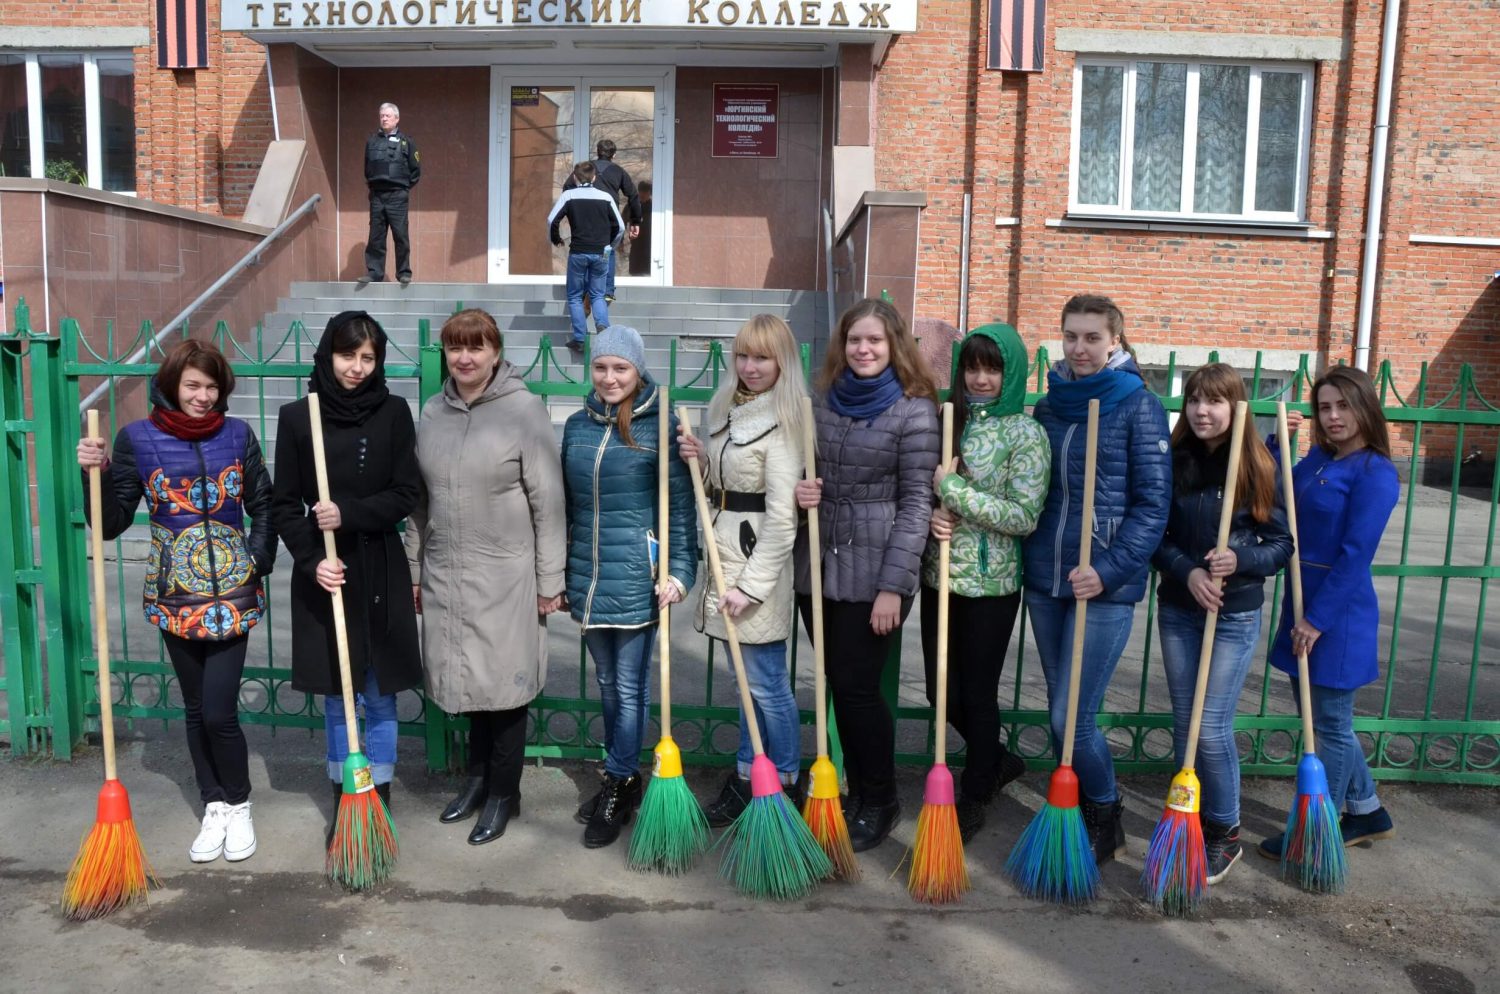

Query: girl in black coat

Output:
[272, 312, 422, 819]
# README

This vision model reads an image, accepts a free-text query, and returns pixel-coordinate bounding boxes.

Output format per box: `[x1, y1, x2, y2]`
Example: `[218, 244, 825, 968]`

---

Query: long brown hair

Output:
[1173, 363, 1277, 522]
[1310, 366, 1391, 459]
[818, 298, 937, 402]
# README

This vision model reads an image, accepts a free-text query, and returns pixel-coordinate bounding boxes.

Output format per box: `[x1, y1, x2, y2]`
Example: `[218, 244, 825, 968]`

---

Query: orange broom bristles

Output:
[326, 788, 399, 891]
[802, 794, 860, 882]
[62, 782, 157, 922]
[907, 763, 969, 904]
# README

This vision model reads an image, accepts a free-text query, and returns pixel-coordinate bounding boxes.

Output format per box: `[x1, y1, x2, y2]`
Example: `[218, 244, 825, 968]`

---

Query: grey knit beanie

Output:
[593, 325, 648, 377]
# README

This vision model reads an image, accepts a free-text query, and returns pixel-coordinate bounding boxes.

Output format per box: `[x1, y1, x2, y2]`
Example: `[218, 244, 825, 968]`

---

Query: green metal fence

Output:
[1, 299, 1496, 783]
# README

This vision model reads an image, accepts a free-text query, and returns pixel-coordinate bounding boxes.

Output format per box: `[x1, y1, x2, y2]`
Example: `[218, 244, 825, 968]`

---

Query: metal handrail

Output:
[821, 203, 837, 339]
[79, 193, 322, 412]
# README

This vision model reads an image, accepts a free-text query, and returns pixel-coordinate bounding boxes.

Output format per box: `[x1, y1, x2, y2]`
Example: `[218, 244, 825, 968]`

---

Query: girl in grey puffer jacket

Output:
[794, 298, 940, 853]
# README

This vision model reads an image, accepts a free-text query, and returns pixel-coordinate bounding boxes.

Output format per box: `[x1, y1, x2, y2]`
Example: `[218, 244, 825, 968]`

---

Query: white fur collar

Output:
[709, 390, 778, 444]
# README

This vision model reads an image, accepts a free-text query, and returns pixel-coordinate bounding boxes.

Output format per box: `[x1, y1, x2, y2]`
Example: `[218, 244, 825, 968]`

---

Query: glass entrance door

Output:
[492, 71, 673, 284]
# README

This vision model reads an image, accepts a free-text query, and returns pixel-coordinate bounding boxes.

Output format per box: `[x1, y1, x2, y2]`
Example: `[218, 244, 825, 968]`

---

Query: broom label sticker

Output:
[351, 765, 375, 793]
[1166, 780, 1198, 813]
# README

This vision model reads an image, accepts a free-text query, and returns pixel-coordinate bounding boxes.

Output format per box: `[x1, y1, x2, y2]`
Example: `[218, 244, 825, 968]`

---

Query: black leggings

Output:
[798, 595, 907, 807]
[467, 707, 529, 798]
[163, 633, 251, 806]
[919, 586, 1022, 799]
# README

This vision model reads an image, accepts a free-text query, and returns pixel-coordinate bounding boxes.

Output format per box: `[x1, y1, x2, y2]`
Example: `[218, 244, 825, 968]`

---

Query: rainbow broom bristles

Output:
[1141, 769, 1208, 915]
[63, 408, 158, 922]
[907, 402, 968, 905]
[798, 397, 858, 881]
[62, 781, 157, 921]
[1005, 399, 1102, 905]
[1273, 402, 1348, 895]
[628, 387, 710, 875]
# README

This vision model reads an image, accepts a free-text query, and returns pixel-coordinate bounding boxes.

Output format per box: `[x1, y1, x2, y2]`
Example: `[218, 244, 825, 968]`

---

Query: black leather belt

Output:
[706, 485, 766, 513]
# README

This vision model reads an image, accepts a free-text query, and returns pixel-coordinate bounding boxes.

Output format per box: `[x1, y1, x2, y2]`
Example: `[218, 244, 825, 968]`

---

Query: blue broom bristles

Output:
[1004, 802, 1098, 904]
[717, 792, 834, 901]
[1282, 753, 1348, 894]
[1141, 810, 1207, 916]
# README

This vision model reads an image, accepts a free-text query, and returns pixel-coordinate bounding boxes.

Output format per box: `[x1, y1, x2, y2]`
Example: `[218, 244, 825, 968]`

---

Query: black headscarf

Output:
[309, 310, 390, 427]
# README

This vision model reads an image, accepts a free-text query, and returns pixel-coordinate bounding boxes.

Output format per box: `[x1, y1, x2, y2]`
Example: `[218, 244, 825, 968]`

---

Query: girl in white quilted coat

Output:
[679, 314, 809, 825]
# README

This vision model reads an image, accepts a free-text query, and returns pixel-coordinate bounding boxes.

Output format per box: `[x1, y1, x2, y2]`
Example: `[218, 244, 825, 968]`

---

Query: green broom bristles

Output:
[326, 786, 398, 892]
[627, 772, 710, 874]
[717, 792, 833, 901]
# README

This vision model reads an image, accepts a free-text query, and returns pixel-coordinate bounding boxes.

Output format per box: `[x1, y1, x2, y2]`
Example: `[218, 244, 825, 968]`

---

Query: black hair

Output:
[596, 139, 617, 160]
[950, 333, 1006, 471]
[329, 315, 384, 354]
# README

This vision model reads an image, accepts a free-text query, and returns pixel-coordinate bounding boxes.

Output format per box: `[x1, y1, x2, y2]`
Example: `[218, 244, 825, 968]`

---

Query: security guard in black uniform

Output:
[360, 102, 421, 286]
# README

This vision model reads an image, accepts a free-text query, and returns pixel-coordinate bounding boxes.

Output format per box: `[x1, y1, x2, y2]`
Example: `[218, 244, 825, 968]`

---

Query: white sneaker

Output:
[190, 802, 231, 863]
[223, 801, 257, 862]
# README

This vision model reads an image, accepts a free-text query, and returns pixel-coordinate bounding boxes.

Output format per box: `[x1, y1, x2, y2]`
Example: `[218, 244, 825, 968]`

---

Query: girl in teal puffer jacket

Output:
[921, 324, 1050, 843]
[562, 325, 697, 850]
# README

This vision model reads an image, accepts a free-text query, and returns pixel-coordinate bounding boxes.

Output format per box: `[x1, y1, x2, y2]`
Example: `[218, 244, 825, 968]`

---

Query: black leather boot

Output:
[467, 795, 520, 846]
[439, 776, 488, 824]
[374, 781, 393, 814]
[782, 771, 808, 810]
[1081, 796, 1127, 865]
[705, 771, 752, 828]
[574, 767, 607, 824]
[325, 780, 342, 848]
[848, 798, 901, 853]
[583, 772, 641, 848]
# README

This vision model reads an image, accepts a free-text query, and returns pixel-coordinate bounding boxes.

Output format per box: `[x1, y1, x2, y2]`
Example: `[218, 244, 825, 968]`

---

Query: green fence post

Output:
[416, 320, 455, 772]
[0, 300, 45, 755]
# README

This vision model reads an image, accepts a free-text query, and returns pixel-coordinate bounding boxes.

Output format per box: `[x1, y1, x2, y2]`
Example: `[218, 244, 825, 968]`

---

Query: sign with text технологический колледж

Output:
[222, 0, 916, 32]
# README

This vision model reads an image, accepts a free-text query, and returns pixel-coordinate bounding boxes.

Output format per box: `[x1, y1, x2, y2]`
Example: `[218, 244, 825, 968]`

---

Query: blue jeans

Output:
[1289, 678, 1381, 816]
[324, 667, 399, 785]
[566, 252, 610, 343]
[585, 626, 655, 778]
[1157, 602, 1261, 826]
[721, 639, 801, 781]
[604, 244, 617, 298]
[1026, 593, 1136, 804]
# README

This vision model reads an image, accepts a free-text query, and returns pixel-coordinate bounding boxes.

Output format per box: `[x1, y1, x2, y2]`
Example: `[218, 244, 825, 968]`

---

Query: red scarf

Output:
[151, 407, 225, 441]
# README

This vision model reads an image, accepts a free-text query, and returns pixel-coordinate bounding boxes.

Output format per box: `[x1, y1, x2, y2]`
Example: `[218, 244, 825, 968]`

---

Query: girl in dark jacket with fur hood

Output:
[795, 298, 941, 853]
[1022, 294, 1171, 866]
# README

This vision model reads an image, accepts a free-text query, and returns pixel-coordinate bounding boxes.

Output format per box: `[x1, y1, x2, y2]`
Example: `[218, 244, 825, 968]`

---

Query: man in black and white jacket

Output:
[548, 161, 625, 356]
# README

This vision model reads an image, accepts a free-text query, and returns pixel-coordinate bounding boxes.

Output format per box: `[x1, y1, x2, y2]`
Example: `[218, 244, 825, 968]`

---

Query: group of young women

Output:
[79, 293, 1399, 883]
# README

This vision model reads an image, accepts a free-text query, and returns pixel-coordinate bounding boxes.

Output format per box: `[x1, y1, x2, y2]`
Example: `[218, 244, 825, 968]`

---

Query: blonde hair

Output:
[708, 314, 809, 458]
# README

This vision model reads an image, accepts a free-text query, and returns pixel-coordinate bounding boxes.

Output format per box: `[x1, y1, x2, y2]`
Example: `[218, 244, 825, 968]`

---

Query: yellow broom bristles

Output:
[802, 795, 860, 882]
[61, 819, 157, 921]
[907, 802, 969, 904]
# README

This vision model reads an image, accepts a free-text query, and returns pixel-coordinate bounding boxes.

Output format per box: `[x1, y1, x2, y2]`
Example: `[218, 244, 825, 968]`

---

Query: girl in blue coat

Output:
[1259, 366, 1400, 858]
[1153, 363, 1292, 883]
[1022, 294, 1171, 864]
[562, 325, 697, 849]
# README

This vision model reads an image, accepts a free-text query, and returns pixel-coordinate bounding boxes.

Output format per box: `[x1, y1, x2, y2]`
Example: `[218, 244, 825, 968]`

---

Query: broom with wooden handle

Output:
[1274, 402, 1348, 893]
[628, 385, 710, 873]
[311, 393, 398, 890]
[1141, 399, 1249, 916]
[63, 409, 159, 921]
[798, 396, 859, 881]
[907, 402, 969, 904]
[1004, 398, 1101, 904]
[681, 406, 832, 900]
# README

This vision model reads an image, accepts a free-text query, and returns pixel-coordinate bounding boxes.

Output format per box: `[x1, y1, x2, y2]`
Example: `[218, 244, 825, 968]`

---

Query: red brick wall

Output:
[871, 0, 1499, 412]
[2, 0, 275, 216]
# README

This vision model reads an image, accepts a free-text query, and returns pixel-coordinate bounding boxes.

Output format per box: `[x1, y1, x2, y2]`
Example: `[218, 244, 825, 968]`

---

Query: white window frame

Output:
[1068, 56, 1314, 224]
[4, 50, 135, 195]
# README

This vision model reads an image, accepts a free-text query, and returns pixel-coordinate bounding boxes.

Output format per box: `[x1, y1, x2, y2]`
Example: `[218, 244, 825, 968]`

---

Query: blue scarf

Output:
[828, 367, 905, 421]
[1045, 366, 1144, 422]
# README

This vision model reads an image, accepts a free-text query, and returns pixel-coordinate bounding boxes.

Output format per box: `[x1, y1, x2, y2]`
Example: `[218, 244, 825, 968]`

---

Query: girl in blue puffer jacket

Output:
[1022, 294, 1171, 865]
[562, 325, 697, 850]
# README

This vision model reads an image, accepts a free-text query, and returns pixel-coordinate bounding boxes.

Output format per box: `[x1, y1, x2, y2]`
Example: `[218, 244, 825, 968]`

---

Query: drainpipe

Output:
[958, 192, 972, 336]
[1353, 0, 1402, 372]
[266, 49, 281, 141]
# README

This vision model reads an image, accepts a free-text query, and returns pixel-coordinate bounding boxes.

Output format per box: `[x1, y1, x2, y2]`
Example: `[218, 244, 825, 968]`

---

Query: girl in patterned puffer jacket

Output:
[78, 339, 275, 866]
[921, 324, 1050, 844]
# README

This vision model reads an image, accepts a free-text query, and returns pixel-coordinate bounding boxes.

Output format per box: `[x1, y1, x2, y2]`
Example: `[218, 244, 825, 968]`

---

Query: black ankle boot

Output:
[440, 776, 488, 824]
[374, 782, 392, 814]
[705, 772, 752, 828]
[848, 798, 901, 853]
[783, 771, 808, 810]
[467, 795, 520, 846]
[584, 772, 641, 848]
[1081, 796, 1126, 865]
[325, 780, 343, 847]
[955, 797, 986, 844]
[574, 768, 607, 825]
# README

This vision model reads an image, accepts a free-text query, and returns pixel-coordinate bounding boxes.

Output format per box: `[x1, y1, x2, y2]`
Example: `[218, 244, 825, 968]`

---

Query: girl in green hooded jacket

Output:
[920, 324, 1050, 842]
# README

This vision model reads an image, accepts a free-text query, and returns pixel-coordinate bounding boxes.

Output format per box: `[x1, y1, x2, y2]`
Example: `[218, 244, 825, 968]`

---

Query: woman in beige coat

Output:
[678, 314, 808, 825]
[404, 309, 566, 846]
